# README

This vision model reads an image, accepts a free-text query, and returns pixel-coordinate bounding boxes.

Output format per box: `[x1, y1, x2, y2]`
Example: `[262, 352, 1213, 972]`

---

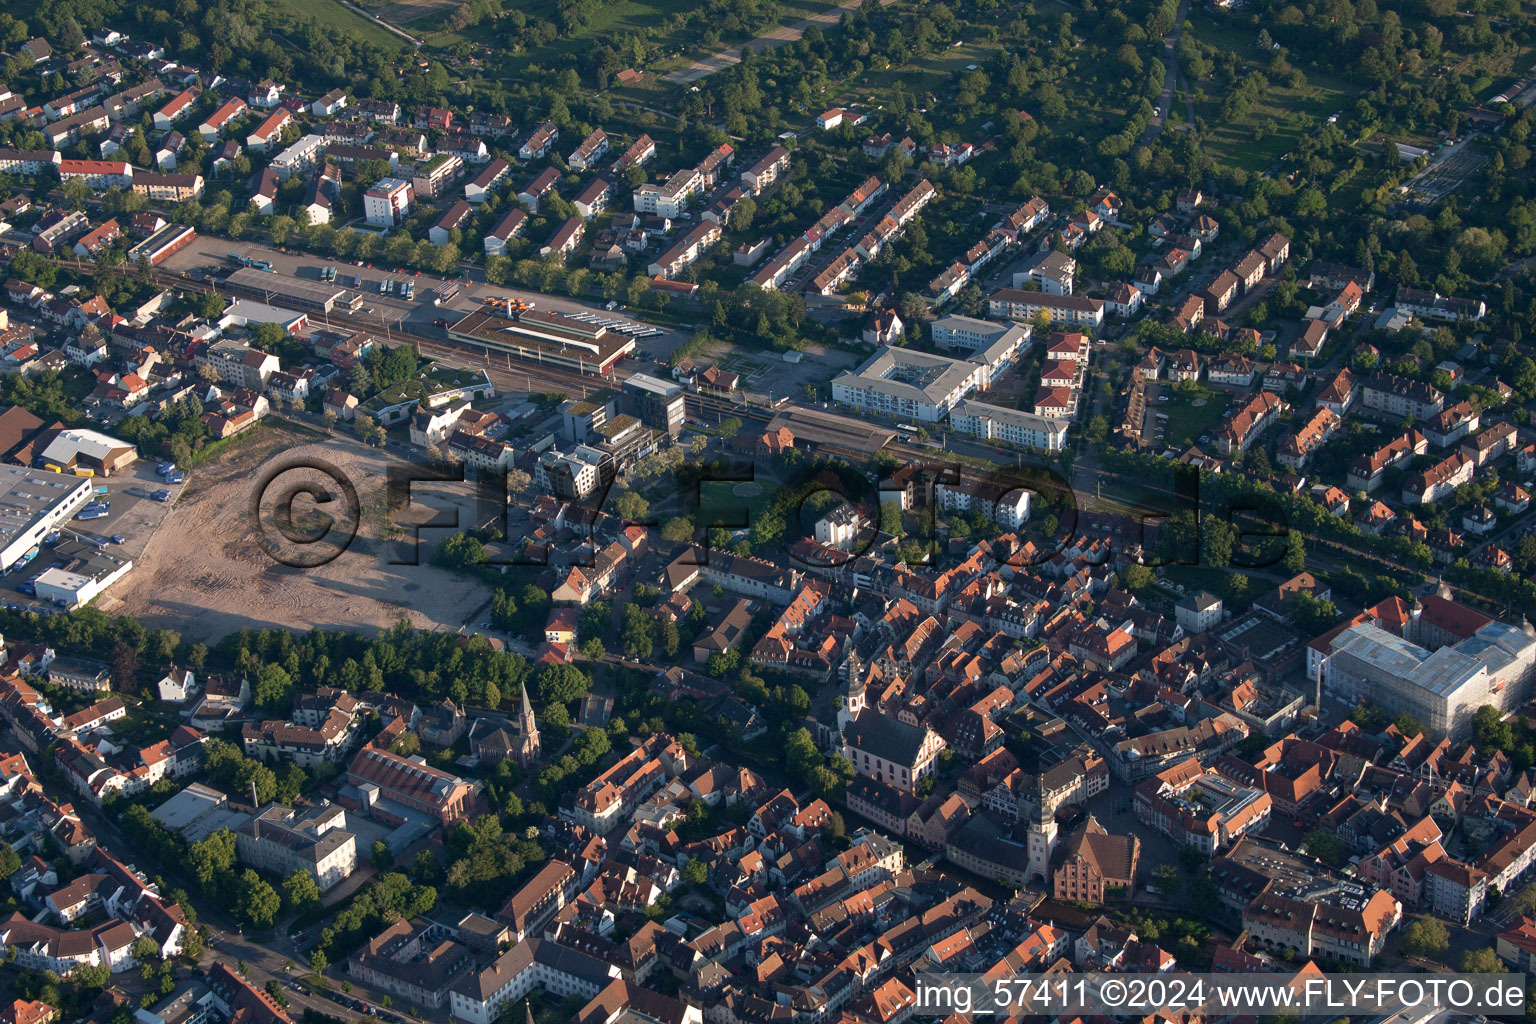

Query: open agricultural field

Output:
[365, 0, 460, 31]
[266, 0, 411, 50]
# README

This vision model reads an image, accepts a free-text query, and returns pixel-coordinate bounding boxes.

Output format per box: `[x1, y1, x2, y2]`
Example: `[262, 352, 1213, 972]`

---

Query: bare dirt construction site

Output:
[107, 425, 494, 641]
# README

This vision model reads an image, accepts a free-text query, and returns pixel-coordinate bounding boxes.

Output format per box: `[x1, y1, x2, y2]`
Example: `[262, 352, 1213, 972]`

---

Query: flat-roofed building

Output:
[127, 223, 196, 266]
[1321, 618, 1536, 738]
[621, 373, 684, 438]
[0, 470, 94, 571]
[931, 314, 1030, 353]
[363, 177, 414, 227]
[222, 268, 360, 313]
[32, 549, 134, 609]
[445, 305, 633, 375]
[987, 289, 1105, 328]
[831, 335, 1025, 422]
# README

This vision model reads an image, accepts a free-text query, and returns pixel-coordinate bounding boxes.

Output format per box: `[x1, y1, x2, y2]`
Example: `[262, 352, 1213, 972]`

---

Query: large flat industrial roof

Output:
[1331, 623, 1482, 698]
[446, 307, 633, 371]
[0, 468, 90, 550]
[223, 268, 358, 312]
[765, 407, 896, 453]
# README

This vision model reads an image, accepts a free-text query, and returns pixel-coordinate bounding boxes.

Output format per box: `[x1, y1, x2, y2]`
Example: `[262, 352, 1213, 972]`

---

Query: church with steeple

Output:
[836, 666, 945, 795]
[515, 683, 541, 767]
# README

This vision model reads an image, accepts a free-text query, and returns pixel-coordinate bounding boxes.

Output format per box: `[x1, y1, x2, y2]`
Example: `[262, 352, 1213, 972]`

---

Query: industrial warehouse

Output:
[221, 267, 363, 314]
[0, 469, 96, 572]
[446, 300, 635, 375]
[30, 539, 134, 609]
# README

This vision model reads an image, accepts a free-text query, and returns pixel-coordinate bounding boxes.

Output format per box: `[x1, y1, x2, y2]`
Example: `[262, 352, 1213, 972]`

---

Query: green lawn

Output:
[267, 0, 409, 51]
[1157, 388, 1229, 448]
[697, 479, 772, 530]
[841, 39, 1006, 121]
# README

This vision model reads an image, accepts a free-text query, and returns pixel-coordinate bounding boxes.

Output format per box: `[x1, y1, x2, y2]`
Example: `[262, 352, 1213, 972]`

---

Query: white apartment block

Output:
[364, 177, 414, 227]
[931, 314, 1030, 353]
[937, 480, 1031, 529]
[633, 168, 702, 217]
[948, 399, 1069, 452]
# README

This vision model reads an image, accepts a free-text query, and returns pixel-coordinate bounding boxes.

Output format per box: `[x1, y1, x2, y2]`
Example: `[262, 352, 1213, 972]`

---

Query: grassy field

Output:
[1158, 387, 1229, 448]
[840, 38, 1005, 121]
[1184, 12, 1356, 172]
[697, 479, 773, 529]
[418, 0, 842, 64]
[267, 0, 409, 50]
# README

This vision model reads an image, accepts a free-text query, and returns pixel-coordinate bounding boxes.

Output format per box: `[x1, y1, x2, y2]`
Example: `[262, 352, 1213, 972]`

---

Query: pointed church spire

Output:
[517, 683, 540, 768]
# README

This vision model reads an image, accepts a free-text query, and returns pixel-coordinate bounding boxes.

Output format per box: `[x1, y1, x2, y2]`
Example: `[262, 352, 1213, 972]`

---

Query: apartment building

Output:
[233, 803, 358, 891]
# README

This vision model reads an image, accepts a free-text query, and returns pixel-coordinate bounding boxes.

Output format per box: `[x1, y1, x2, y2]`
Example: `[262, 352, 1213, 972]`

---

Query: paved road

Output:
[1138, 0, 1191, 145]
[665, 0, 899, 83]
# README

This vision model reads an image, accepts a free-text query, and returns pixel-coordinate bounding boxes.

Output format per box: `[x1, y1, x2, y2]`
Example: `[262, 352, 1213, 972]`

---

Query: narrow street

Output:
[1137, 0, 1191, 146]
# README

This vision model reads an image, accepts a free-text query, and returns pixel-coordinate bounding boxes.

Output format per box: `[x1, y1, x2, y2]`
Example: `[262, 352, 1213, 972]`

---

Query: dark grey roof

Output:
[843, 712, 930, 766]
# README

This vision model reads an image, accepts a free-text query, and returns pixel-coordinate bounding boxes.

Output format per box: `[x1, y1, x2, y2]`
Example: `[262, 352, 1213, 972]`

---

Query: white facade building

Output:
[947, 399, 1068, 451]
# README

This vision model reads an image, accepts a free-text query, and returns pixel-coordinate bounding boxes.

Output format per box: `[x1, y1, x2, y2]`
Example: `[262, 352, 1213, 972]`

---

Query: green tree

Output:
[73, 963, 111, 991]
[620, 604, 654, 660]
[253, 663, 294, 711]
[1284, 530, 1306, 573]
[433, 532, 488, 569]
[614, 491, 649, 522]
[1120, 564, 1154, 593]
[1400, 917, 1450, 958]
[283, 869, 320, 912]
[1474, 705, 1515, 751]
[1461, 947, 1504, 973]
[236, 870, 281, 929]
[131, 935, 161, 962]
[1301, 829, 1346, 867]
[0, 841, 20, 879]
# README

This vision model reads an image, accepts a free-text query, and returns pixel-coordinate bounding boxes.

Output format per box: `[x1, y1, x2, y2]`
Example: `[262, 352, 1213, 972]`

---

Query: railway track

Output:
[85, 262, 1085, 493]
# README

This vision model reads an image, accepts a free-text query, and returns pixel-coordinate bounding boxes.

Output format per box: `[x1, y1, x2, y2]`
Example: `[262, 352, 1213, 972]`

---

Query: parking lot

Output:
[0, 459, 178, 613]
